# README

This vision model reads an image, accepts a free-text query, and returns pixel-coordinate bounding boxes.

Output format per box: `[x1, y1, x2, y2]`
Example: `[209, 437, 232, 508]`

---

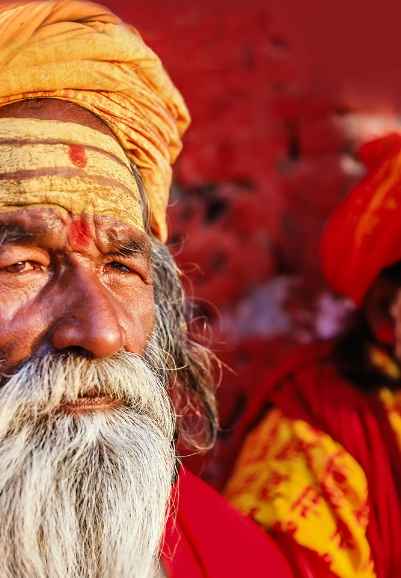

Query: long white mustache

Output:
[0, 349, 173, 434]
[0, 349, 176, 578]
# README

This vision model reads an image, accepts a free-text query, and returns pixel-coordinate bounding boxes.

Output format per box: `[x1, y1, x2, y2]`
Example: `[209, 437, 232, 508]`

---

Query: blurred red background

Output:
[104, 0, 401, 487]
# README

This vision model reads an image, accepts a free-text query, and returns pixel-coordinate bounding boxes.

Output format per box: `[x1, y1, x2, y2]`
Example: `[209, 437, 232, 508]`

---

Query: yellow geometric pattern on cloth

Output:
[380, 388, 401, 451]
[225, 409, 375, 578]
[370, 345, 401, 381]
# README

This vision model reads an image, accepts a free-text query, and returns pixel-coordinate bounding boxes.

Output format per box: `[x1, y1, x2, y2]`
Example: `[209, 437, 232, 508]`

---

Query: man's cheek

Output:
[0, 285, 32, 327]
[0, 303, 45, 368]
[123, 289, 155, 354]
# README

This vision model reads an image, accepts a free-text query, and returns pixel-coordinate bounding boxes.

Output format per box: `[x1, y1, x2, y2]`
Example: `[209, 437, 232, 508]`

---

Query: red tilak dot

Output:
[69, 144, 87, 169]
[69, 217, 91, 249]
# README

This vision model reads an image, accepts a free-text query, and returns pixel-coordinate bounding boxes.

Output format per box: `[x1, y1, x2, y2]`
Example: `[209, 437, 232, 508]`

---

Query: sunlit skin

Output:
[0, 100, 155, 409]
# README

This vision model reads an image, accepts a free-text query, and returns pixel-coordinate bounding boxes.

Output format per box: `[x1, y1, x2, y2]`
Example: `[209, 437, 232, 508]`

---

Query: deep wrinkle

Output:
[0, 208, 155, 370]
[0, 212, 151, 263]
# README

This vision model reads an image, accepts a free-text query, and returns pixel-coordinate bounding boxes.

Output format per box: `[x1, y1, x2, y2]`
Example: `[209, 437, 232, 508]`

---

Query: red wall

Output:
[103, 0, 401, 486]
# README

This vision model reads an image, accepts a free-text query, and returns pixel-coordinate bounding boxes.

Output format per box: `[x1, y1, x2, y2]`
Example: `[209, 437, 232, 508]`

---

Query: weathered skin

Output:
[0, 99, 155, 372]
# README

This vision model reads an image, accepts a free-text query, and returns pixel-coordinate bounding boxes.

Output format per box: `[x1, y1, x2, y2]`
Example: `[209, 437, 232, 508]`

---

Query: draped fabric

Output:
[163, 469, 294, 578]
[226, 344, 401, 578]
[321, 134, 401, 304]
[0, 0, 190, 241]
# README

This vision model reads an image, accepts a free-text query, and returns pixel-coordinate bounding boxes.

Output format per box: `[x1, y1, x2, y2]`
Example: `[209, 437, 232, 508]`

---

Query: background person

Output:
[226, 133, 401, 578]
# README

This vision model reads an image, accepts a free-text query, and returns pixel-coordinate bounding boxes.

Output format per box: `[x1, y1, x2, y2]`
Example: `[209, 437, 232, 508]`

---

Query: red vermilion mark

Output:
[69, 217, 91, 249]
[69, 144, 87, 169]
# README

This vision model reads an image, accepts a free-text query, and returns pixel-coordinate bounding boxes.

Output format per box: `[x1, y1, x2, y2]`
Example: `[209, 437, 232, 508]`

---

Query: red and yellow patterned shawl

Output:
[226, 343, 401, 578]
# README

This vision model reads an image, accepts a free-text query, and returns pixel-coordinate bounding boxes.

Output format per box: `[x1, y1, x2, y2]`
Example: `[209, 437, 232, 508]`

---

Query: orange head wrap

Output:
[321, 133, 401, 305]
[0, 0, 190, 241]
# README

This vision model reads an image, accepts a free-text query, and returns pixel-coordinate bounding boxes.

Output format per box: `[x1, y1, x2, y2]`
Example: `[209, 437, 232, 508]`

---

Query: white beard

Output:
[0, 349, 176, 578]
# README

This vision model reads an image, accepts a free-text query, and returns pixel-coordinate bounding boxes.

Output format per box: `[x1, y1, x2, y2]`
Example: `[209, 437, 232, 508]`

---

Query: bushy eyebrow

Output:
[0, 222, 150, 260]
[0, 224, 33, 246]
[107, 238, 149, 259]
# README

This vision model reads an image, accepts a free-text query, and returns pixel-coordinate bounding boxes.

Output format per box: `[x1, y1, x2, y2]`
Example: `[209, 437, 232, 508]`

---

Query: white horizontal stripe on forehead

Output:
[0, 117, 132, 169]
[0, 174, 144, 228]
[0, 143, 138, 192]
[0, 117, 144, 230]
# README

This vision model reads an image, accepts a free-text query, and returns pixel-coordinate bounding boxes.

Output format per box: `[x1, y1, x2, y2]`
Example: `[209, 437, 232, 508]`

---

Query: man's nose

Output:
[51, 271, 124, 358]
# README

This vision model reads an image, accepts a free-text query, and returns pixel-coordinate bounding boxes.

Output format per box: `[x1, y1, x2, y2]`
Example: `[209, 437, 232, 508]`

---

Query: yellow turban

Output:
[0, 0, 190, 241]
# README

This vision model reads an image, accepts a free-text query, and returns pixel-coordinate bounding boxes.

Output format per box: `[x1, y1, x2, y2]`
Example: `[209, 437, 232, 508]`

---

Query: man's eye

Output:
[3, 261, 42, 274]
[105, 261, 133, 273]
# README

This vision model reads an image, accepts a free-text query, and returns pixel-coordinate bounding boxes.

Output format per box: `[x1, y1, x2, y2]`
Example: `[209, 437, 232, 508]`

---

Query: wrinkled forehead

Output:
[0, 116, 144, 232]
[0, 206, 150, 256]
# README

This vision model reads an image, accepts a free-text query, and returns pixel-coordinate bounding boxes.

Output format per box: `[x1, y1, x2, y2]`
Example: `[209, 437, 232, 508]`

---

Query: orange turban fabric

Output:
[321, 133, 401, 305]
[0, 0, 190, 241]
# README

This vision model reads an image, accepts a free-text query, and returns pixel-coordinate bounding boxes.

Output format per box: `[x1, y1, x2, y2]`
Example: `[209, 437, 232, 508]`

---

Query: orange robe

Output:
[226, 343, 401, 578]
[163, 468, 294, 578]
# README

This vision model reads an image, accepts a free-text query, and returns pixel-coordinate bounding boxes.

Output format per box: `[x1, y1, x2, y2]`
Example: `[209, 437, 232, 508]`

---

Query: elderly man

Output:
[0, 2, 295, 578]
[226, 134, 401, 578]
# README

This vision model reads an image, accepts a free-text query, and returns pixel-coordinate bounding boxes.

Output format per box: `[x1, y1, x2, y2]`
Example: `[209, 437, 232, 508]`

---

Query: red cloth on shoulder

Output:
[245, 342, 401, 578]
[162, 468, 294, 578]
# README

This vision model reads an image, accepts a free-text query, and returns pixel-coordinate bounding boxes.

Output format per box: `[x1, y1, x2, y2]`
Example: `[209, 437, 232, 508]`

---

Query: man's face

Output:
[0, 207, 154, 378]
[364, 268, 401, 360]
[0, 99, 155, 376]
[0, 100, 176, 578]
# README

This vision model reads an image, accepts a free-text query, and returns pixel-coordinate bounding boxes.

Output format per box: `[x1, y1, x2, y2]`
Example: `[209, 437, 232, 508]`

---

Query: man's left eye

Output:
[106, 261, 133, 273]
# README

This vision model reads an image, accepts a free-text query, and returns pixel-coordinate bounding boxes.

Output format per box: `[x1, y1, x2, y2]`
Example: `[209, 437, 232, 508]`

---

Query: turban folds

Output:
[0, 0, 190, 241]
[321, 134, 401, 304]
